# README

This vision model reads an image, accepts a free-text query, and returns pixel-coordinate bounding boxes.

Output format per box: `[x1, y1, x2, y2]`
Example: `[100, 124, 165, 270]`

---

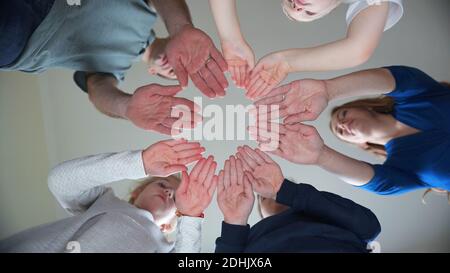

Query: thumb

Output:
[156, 85, 183, 96]
[164, 164, 187, 176]
[173, 59, 189, 88]
[177, 171, 190, 194]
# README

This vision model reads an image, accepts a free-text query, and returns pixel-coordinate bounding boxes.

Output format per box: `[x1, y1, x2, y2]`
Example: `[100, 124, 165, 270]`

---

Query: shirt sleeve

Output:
[47, 150, 147, 215]
[73, 71, 125, 93]
[384, 66, 448, 101]
[346, 0, 404, 31]
[173, 216, 203, 253]
[357, 164, 426, 195]
[215, 222, 250, 253]
[276, 180, 381, 242]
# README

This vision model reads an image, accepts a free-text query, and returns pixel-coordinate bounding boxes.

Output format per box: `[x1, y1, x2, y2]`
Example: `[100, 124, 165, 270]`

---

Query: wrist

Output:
[176, 209, 205, 218]
[323, 79, 336, 101]
[169, 23, 194, 37]
[317, 145, 333, 168]
[224, 217, 248, 226]
[117, 94, 131, 119]
[281, 50, 296, 73]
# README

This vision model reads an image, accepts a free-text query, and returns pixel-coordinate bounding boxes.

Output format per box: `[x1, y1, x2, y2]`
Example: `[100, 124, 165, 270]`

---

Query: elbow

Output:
[345, 40, 376, 67]
[47, 164, 66, 198]
[351, 47, 373, 67]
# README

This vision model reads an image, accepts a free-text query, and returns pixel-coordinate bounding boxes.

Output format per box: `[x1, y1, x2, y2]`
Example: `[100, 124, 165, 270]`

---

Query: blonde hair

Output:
[129, 174, 181, 234]
[331, 93, 449, 204]
[281, 0, 342, 22]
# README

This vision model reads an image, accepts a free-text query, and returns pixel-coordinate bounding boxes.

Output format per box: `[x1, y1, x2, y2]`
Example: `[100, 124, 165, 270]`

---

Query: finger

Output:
[177, 148, 206, 160]
[251, 82, 270, 100]
[254, 94, 285, 107]
[230, 156, 237, 186]
[177, 171, 190, 194]
[170, 97, 199, 113]
[236, 147, 258, 170]
[208, 175, 219, 197]
[177, 154, 203, 165]
[243, 175, 254, 196]
[172, 59, 189, 88]
[148, 84, 183, 96]
[200, 66, 225, 97]
[255, 148, 275, 164]
[207, 60, 228, 91]
[230, 65, 238, 86]
[164, 164, 187, 175]
[173, 142, 201, 152]
[198, 156, 215, 184]
[162, 117, 181, 129]
[154, 124, 179, 136]
[190, 158, 206, 181]
[163, 138, 187, 146]
[191, 73, 216, 98]
[210, 48, 228, 72]
[244, 171, 258, 187]
[243, 145, 265, 165]
[224, 159, 231, 188]
[255, 85, 290, 106]
[218, 170, 225, 193]
[247, 78, 265, 98]
[256, 84, 275, 100]
[204, 161, 217, 190]
[236, 152, 253, 172]
[236, 158, 244, 186]
[234, 65, 241, 88]
[239, 65, 247, 88]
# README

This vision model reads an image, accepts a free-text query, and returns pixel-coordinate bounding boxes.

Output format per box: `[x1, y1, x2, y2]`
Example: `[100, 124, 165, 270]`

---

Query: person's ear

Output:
[130, 186, 145, 203]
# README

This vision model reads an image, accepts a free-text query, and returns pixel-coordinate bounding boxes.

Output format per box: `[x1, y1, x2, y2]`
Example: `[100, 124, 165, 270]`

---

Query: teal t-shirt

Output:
[1, 0, 157, 87]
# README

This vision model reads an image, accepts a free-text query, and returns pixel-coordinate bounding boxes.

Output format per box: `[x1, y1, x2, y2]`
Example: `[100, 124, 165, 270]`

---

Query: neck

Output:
[369, 114, 419, 145]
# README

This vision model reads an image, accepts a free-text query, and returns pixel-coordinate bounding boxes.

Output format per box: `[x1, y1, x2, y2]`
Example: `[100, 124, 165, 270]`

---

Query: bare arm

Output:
[209, 0, 243, 42]
[283, 2, 390, 72]
[150, 0, 192, 36]
[325, 67, 396, 101]
[317, 146, 374, 187]
[86, 74, 130, 119]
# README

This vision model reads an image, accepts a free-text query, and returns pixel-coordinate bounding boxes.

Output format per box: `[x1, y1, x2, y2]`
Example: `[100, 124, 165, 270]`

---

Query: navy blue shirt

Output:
[359, 66, 450, 195]
[215, 180, 381, 253]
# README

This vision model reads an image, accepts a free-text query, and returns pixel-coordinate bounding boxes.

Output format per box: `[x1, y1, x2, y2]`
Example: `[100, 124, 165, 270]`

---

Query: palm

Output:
[252, 164, 283, 197]
[129, 92, 168, 130]
[144, 143, 179, 175]
[247, 53, 290, 100]
[218, 189, 253, 219]
[284, 80, 328, 123]
[282, 124, 325, 165]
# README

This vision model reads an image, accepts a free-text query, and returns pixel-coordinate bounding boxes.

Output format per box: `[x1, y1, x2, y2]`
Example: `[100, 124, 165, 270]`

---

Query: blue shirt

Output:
[215, 180, 381, 253]
[0, 0, 157, 89]
[360, 66, 450, 195]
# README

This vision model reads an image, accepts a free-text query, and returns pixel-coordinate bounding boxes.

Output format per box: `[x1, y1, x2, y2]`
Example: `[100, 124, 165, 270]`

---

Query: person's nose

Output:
[164, 188, 174, 199]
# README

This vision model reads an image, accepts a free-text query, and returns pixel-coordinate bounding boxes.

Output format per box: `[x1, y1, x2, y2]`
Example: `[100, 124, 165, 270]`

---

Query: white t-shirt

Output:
[345, 0, 404, 31]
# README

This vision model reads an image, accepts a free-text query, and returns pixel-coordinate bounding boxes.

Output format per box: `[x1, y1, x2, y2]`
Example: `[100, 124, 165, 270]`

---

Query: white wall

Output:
[0, 0, 449, 252]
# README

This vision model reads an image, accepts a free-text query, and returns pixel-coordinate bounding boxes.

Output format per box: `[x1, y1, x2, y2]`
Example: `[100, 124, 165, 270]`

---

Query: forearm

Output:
[324, 68, 395, 101]
[283, 2, 389, 73]
[48, 151, 147, 214]
[276, 181, 381, 241]
[209, 0, 243, 42]
[174, 217, 203, 253]
[317, 146, 375, 186]
[151, 0, 192, 36]
[87, 74, 130, 119]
